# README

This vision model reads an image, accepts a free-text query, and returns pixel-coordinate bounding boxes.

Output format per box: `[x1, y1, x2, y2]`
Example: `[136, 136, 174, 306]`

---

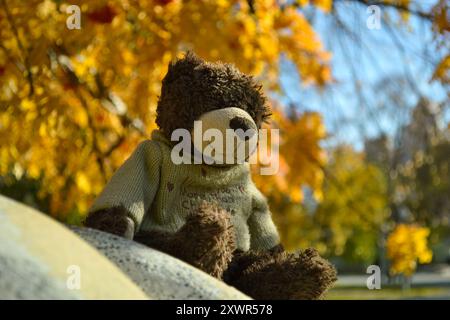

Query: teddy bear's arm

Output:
[247, 186, 281, 251]
[86, 140, 162, 237]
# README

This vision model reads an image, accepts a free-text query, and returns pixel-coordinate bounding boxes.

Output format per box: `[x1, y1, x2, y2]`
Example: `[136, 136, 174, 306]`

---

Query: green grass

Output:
[327, 286, 450, 300]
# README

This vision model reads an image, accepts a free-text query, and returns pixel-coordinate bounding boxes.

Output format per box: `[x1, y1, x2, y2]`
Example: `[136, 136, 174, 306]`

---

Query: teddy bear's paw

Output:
[174, 202, 236, 278]
[84, 206, 135, 239]
[187, 201, 234, 235]
[286, 248, 337, 300]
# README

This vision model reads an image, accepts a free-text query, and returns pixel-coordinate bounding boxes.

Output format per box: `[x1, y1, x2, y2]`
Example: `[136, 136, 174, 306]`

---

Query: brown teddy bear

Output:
[84, 52, 336, 299]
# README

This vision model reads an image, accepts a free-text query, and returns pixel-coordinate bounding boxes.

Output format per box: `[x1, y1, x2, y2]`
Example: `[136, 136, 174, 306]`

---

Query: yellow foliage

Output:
[277, 146, 389, 254]
[431, 0, 449, 84]
[0, 0, 445, 225]
[386, 224, 433, 276]
[0, 0, 331, 218]
[252, 109, 327, 204]
[432, 54, 449, 84]
[311, 0, 332, 12]
[75, 172, 91, 194]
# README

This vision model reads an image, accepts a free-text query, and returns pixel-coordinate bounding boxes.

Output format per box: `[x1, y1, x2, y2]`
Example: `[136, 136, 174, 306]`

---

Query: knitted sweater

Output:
[90, 130, 280, 251]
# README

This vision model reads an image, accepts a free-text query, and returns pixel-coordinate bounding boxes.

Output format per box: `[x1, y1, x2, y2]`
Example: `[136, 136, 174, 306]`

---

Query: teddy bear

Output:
[84, 52, 337, 300]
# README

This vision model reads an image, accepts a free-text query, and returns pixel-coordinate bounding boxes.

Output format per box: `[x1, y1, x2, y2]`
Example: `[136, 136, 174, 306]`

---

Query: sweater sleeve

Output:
[247, 184, 281, 251]
[89, 140, 162, 232]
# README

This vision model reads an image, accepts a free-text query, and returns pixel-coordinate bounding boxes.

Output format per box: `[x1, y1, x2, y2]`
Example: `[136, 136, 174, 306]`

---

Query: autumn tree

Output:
[0, 0, 448, 253]
[277, 146, 389, 262]
[386, 224, 433, 277]
[0, 0, 331, 220]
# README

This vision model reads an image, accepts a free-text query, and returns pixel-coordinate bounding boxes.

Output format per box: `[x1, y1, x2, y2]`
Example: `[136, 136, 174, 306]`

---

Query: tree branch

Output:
[52, 45, 146, 136]
[74, 87, 108, 181]
[1, 0, 34, 96]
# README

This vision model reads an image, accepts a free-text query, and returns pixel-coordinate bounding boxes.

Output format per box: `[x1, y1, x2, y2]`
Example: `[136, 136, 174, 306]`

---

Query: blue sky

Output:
[277, 1, 448, 150]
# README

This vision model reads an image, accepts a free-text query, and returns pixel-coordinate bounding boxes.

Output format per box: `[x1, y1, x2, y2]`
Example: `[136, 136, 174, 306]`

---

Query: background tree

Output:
[386, 224, 433, 280]
[0, 0, 448, 257]
[0, 0, 331, 220]
[272, 145, 389, 263]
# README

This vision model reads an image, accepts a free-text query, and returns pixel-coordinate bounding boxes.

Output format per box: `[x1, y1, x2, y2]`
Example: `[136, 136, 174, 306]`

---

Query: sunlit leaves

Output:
[311, 0, 332, 12]
[308, 146, 389, 258]
[0, 0, 445, 236]
[0, 0, 331, 218]
[386, 224, 433, 276]
[252, 110, 327, 204]
[265, 145, 389, 256]
[431, 0, 449, 84]
[432, 54, 449, 84]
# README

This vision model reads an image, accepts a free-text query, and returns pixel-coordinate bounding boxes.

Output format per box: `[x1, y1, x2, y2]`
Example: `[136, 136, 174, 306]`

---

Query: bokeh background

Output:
[0, 0, 448, 299]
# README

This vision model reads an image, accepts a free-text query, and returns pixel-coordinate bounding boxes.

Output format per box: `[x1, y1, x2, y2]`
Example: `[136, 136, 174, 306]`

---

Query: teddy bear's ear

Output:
[183, 50, 202, 63]
[163, 51, 203, 84]
[174, 51, 204, 69]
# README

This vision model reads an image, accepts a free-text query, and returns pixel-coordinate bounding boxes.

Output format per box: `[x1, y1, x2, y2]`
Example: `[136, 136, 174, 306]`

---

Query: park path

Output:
[337, 266, 450, 287]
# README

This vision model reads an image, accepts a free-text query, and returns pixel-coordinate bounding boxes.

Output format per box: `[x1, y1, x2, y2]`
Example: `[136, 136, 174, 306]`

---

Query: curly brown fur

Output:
[222, 244, 283, 283]
[225, 247, 337, 300]
[135, 202, 236, 279]
[156, 51, 271, 138]
[84, 206, 134, 239]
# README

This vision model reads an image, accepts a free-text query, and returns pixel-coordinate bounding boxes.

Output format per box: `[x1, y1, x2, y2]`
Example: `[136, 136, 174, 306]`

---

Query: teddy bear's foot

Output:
[225, 247, 337, 300]
[135, 202, 236, 279]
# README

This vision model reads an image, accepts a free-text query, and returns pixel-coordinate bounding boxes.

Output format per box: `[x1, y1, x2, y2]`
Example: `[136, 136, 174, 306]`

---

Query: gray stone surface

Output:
[0, 195, 148, 300]
[0, 194, 248, 300]
[71, 226, 251, 300]
[0, 213, 80, 299]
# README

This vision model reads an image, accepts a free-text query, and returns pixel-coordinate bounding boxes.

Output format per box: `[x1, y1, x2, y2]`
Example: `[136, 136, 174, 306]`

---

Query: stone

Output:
[0, 195, 148, 300]
[71, 226, 251, 300]
[0, 194, 249, 300]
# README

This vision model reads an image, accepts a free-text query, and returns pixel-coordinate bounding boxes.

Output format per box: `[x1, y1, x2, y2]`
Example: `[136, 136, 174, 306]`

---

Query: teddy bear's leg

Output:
[135, 203, 236, 279]
[224, 247, 337, 300]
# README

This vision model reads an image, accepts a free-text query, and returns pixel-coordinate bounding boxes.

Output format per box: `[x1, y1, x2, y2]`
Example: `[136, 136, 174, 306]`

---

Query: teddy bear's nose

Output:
[229, 116, 254, 140]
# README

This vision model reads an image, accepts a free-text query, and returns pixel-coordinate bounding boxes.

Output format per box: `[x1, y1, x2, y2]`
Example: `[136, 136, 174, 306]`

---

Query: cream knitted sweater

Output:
[90, 130, 280, 251]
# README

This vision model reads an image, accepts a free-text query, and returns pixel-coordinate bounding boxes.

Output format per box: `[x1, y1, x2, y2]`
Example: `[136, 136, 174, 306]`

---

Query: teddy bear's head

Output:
[156, 52, 271, 164]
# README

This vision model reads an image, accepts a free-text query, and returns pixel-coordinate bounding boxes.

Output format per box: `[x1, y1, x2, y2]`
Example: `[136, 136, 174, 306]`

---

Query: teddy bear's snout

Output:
[191, 107, 258, 164]
[229, 116, 255, 140]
